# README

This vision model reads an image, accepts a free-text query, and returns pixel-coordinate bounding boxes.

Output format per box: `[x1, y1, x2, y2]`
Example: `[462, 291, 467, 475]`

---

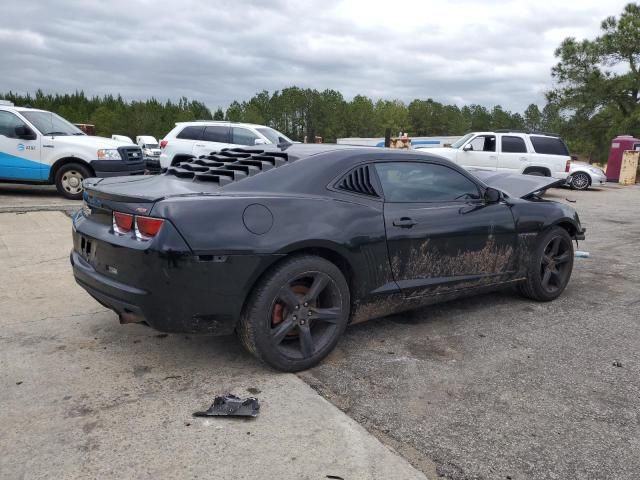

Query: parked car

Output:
[567, 161, 607, 190]
[416, 130, 572, 181]
[158, 121, 294, 168]
[136, 135, 161, 159]
[0, 103, 144, 199]
[71, 144, 585, 371]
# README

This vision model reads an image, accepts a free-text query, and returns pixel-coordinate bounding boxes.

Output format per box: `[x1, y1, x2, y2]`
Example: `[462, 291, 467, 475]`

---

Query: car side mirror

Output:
[15, 125, 37, 140]
[254, 138, 267, 145]
[462, 143, 473, 151]
[484, 187, 501, 204]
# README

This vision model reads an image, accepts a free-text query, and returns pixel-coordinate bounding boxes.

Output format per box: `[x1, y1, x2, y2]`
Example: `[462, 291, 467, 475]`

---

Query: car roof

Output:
[0, 106, 48, 113]
[174, 120, 274, 128]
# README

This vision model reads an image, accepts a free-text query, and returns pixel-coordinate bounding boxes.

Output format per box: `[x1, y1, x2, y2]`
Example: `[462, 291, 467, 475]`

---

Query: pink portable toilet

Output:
[607, 135, 640, 181]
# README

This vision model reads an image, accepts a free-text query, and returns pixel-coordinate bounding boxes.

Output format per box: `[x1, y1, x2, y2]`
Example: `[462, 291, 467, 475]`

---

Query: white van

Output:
[136, 135, 161, 160]
[0, 104, 144, 199]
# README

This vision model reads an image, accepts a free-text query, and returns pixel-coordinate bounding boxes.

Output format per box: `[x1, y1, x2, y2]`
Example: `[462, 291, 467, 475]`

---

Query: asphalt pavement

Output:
[1, 182, 639, 480]
[300, 184, 640, 480]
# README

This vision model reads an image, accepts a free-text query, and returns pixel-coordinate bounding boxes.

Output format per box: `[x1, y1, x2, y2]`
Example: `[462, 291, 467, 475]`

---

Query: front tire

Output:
[237, 255, 351, 372]
[55, 163, 91, 200]
[570, 172, 590, 191]
[518, 227, 574, 302]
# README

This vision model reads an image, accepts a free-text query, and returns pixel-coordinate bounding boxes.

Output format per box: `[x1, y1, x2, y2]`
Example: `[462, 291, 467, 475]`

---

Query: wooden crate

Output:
[620, 151, 639, 185]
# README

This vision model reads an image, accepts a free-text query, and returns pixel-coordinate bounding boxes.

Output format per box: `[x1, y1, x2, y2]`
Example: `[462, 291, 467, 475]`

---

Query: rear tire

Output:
[518, 227, 574, 302]
[55, 163, 91, 200]
[237, 255, 350, 372]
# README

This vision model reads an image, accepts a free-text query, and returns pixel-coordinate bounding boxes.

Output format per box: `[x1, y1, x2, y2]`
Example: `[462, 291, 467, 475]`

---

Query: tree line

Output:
[3, 3, 639, 163]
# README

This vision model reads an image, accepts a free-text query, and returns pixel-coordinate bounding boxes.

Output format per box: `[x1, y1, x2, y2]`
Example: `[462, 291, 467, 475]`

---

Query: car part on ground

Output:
[193, 394, 260, 417]
[71, 144, 585, 371]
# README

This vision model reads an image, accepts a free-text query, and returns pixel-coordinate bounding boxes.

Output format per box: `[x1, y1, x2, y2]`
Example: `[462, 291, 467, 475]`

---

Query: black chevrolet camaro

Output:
[71, 144, 585, 371]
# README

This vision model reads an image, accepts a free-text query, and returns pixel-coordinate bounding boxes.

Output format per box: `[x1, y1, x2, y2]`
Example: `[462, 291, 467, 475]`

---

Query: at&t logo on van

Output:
[17, 143, 25, 152]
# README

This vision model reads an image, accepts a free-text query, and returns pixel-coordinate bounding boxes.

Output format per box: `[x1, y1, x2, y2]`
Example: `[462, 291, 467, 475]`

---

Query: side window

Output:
[530, 136, 569, 156]
[374, 162, 481, 203]
[0, 111, 27, 139]
[202, 126, 229, 143]
[176, 126, 204, 140]
[501, 136, 527, 153]
[232, 127, 260, 146]
[467, 135, 496, 152]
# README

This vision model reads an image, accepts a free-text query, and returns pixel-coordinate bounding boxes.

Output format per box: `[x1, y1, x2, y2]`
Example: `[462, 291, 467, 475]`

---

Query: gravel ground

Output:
[299, 184, 640, 480]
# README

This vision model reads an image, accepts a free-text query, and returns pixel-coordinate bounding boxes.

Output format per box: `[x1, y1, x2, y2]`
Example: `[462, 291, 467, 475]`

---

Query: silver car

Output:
[567, 162, 607, 190]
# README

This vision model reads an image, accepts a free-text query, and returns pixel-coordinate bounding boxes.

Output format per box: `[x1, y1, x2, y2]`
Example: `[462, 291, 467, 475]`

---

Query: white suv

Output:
[0, 103, 144, 199]
[159, 121, 294, 168]
[417, 131, 571, 180]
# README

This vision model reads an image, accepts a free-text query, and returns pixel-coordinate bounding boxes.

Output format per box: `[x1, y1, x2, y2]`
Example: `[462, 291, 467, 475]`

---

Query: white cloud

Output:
[0, 0, 630, 112]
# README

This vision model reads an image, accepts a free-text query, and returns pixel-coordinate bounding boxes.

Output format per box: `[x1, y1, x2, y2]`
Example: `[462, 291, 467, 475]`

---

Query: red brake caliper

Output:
[272, 303, 284, 326]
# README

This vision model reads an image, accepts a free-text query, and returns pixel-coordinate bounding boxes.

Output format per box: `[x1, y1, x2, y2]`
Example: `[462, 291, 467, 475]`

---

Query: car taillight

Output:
[565, 160, 571, 172]
[160, 140, 168, 149]
[135, 215, 164, 240]
[113, 212, 134, 234]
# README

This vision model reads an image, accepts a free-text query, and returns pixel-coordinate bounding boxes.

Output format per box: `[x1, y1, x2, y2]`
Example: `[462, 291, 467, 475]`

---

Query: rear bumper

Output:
[70, 219, 280, 335]
[90, 159, 146, 178]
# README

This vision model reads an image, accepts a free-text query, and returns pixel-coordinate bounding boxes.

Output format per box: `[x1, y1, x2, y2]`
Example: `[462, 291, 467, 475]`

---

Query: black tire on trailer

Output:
[518, 226, 574, 302]
[55, 163, 92, 200]
[237, 255, 351, 372]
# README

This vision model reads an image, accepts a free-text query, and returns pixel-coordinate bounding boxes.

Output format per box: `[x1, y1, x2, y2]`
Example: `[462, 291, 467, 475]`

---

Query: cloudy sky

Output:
[0, 0, 630, 112]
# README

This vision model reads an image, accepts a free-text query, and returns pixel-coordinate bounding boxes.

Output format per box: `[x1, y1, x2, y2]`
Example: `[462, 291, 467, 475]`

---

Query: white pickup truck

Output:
[0, 103, 144, 199]
[416, 131, 571, 180]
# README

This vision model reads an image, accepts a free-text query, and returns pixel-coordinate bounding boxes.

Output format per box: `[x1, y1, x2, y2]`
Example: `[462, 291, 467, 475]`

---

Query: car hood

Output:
[416, 146, 455, 155]
[53, 135, 137, 149]
[469, 170, 565, 199]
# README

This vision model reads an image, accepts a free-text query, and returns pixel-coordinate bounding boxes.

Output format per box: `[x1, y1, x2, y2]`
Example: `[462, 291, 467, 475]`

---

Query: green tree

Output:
[548, 3, 640, 159]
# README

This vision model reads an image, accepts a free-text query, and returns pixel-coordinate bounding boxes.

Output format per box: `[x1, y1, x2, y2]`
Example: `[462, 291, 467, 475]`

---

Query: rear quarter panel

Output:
[151, 194, 395, 302]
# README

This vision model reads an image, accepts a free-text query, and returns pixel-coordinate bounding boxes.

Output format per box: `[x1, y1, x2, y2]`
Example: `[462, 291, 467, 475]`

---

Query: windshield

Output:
[256, 127, 293, 145]
[21, 110, 84, 136]
[451, 133, 474, 149]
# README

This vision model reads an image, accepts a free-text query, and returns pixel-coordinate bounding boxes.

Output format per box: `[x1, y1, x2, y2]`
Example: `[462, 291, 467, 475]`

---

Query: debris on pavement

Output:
[566, 198, 577, 203]
[613, 361, 623, 368]
[575, 251, 590, 258]
[193, 394, 260, 418]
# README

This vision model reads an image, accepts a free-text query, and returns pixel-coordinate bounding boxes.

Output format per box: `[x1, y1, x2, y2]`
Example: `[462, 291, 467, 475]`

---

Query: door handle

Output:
[195, 144, 205, 147]
[519, 157, 527, 161]
[392, 217, 417, 228]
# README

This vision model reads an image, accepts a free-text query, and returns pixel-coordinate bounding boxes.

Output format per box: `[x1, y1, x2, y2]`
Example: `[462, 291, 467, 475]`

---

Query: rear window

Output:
[501, 136, 527, 153]
[176, 126, 204, 140]
[530, 136, 569, 156]
[202, 126, 229, 143]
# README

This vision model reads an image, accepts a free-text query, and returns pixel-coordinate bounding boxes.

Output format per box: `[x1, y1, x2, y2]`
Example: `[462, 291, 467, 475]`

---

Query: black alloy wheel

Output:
[237, 255, 350, 372]
[539, 236, 573, 294]
[519, 227, 574, 301]
[269, 272, 343, 360]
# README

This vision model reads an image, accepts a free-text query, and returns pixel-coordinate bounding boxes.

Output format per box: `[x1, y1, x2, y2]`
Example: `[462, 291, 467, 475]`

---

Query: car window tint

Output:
[176, 125, 204, 140]
[501, 136, 527, 153]
[0, 111, 27, 138]
[375, 162, 481, 202]
[468, 135, 496, 152]
[232, 127, 260, 146]
[530, 136, 569, 155]
[202, 126, 229, 143]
